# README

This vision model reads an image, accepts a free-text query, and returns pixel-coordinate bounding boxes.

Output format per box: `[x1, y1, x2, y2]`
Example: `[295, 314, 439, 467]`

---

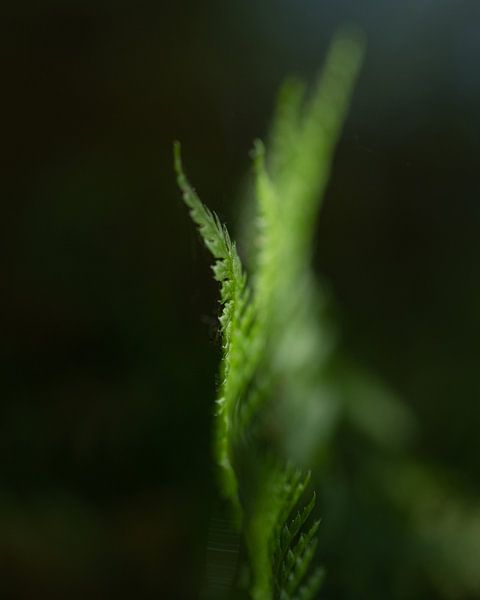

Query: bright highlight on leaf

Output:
[175, 27, 365, 600]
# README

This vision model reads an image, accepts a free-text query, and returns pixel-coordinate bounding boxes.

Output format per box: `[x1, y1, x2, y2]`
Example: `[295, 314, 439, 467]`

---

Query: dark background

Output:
[2, 1, 480, 598]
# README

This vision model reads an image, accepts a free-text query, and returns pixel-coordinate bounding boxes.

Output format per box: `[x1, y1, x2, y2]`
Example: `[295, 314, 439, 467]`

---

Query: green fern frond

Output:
[252, 27, 365, 320]
[248, 28, 365, 463]
[174, 142, 254, 515]
[175, 26, 364, 600]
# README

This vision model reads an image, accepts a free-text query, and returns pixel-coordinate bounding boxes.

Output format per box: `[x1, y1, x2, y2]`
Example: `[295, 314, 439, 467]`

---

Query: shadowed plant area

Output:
[176, 30, 480, 600]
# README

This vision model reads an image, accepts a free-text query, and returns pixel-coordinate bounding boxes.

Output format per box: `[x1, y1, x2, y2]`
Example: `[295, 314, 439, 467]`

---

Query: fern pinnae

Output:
[174, 141, 250, 515]
[293, 567, 325, 600]
[281, 518, 321, 595]
[276, 491, 318, 571]
[269, 474, 322, 599]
